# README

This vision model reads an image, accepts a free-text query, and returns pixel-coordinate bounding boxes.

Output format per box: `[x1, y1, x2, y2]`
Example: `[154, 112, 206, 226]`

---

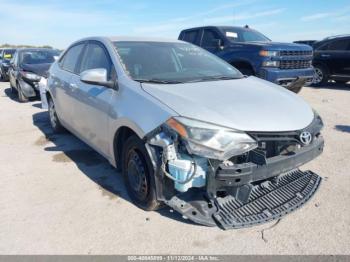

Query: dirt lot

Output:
[0, 81, 349, 255]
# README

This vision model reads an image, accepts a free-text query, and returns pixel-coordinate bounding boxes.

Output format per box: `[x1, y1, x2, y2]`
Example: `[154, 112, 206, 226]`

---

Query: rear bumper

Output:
[259, 67, 315, 89]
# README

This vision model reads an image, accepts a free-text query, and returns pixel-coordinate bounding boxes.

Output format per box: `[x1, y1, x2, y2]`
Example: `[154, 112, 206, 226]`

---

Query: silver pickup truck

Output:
[46, 37, 324, 229]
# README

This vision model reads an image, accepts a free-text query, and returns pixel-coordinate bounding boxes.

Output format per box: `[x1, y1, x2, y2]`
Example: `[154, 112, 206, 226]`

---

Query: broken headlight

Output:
[166, 117, 258, 160]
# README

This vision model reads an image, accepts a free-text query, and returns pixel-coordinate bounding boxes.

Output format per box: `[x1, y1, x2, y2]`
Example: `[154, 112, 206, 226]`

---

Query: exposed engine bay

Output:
[145, 114, 324, 229]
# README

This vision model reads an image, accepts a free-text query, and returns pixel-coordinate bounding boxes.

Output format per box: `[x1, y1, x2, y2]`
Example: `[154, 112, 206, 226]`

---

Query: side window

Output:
[60, 44, 85, 73]
[327, 39, 350, 51]
[201, 30, 223, 48]
[79, 42, 112, 78]
[182, 30, 199, 43]
[13, 52, 18, 67]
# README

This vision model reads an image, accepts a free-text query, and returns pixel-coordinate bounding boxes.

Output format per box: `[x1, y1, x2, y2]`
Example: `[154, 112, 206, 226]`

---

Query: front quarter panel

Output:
[107, 76, 177, 166]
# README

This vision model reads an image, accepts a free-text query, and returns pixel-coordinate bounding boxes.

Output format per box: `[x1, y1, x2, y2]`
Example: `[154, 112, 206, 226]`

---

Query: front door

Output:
[72, 41, 116, 156]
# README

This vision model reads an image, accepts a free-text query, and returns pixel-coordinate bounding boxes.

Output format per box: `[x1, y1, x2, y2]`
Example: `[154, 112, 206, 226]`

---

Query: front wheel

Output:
[122, 135, 161, 211]
[312, 65, 328, 86]
[48, 98, 65, 133]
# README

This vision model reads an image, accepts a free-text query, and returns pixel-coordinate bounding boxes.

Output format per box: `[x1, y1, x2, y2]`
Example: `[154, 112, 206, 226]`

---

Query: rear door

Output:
[54, 42, 86, 129]
[318, 38, 350, 75]
[70, 41, 116, 156]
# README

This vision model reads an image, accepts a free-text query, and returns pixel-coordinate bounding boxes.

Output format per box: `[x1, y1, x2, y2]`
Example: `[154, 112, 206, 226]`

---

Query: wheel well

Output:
[230, 61, 255, 74]
[113, 127, 138, 169]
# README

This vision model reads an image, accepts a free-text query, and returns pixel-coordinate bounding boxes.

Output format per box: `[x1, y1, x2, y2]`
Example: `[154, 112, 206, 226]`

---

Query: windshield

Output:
[3, 49, 16, 61]
[113, 41, 242, 83]
[222, 28, 271, 43]
[20, 50, 59, 65]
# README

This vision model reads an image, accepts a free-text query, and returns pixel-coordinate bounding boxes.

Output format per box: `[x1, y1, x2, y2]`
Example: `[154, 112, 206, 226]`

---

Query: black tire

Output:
[48, 97, 65, 133]
[17, 82, 29, 102]
[122, 135, 161, 211]
[312, 65, 329, 86]
[335, 80, 349, 84]
[238, 67, 254, 76]
[9, 79, 16, 93]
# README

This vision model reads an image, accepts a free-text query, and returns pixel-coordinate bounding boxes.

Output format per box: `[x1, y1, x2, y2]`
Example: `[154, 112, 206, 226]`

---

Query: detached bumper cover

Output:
[213, 170, 321, 229]
[165, 137, 324, 229]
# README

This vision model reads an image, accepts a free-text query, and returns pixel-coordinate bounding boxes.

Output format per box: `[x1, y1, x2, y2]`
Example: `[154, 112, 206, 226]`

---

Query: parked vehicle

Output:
[8, 48, 60, 102]
[294, 40, 317, 47]
[179, 26, 314, 93]
[46, 37, 324, 229]
[312, 35, 350, 86]
[0, 48, 16, 81]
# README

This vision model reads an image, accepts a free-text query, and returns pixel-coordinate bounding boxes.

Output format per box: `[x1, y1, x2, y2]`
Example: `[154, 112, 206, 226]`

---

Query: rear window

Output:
[182, 30, 199, 43]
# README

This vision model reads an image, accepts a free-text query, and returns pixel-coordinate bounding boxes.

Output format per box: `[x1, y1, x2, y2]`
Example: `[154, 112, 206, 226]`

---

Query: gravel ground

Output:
[0, 81, 349, 255]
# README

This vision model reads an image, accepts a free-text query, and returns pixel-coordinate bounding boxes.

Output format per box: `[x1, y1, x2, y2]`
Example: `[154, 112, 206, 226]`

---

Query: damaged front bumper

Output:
[147, 124, 324, 229]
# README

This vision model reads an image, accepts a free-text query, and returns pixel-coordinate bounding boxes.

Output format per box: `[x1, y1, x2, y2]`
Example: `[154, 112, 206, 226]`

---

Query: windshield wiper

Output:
[134, 78, 184, 84]
[187, 76, 242, 83]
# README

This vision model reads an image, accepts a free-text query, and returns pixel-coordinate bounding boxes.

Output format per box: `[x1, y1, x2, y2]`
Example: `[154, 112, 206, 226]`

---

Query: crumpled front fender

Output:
[19, 80, 36, 97]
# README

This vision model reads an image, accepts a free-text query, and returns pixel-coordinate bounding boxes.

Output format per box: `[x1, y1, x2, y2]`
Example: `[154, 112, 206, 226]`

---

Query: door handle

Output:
[321, 54, 331, 58]
[70, 83, 78, 88]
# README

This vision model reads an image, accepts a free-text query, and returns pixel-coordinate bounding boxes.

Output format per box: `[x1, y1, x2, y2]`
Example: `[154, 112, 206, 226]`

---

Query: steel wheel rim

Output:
[313, 68, 323, 84]
[127, 149, 148, 200]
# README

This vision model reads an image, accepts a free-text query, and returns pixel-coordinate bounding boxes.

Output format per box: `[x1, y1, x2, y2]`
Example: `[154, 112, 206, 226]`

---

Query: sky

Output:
[0, 0, 349, 49]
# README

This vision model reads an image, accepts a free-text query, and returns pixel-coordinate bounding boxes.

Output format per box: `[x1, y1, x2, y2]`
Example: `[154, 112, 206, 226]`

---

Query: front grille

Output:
[280, 60, 312, 69]
[248, 132, 301, 158]
[280, 50, 312, 56]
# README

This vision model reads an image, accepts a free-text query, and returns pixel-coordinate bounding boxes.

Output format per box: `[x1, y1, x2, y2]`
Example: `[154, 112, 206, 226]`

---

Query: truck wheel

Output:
[17, 83, 28, 102]
[312, 65, 328, 86]
[122, 135, 161, 211]
[238, 67, 254, 76]
[48, 98, 65, 133]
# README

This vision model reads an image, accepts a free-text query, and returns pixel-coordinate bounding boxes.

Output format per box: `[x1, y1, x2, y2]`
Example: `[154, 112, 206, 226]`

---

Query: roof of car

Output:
[108, 36, 182, 43]
[75, 36, 182, 43]
[17, 48, 57, 53]
[181, 25, 254, 32]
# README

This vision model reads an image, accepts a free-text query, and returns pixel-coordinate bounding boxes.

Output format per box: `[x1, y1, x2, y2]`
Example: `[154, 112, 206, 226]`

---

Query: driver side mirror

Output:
[80, 68, 116, 89]
[212, 39, 224, 50]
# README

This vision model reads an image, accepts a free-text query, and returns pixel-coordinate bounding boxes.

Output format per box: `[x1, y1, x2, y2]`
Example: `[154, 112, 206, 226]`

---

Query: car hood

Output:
[142, 76, 314, 132]
[22, 63, 52, 78]
[237, 41, 312, 51]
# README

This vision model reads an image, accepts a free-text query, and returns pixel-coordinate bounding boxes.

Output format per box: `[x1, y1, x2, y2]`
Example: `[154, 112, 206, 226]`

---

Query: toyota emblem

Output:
[300, 131, 312, 145]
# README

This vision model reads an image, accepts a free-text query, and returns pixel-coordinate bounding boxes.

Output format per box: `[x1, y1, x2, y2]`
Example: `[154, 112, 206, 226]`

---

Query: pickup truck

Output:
[179, 26, 314, 93]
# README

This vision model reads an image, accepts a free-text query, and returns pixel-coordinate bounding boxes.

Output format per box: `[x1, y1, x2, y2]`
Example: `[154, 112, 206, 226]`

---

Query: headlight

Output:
[166, 117, 258, 160]
[20, 71, 41, 81]
[262, 60, 280, 67]
[259, 50, 279, 57]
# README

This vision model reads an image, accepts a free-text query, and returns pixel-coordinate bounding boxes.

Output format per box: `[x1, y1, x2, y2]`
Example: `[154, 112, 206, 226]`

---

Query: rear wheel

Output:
[122, 135, 161, 211]
[17, 82, 28, 102]
[48, 98, 65, 133]
[312, 65, 328, 86]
